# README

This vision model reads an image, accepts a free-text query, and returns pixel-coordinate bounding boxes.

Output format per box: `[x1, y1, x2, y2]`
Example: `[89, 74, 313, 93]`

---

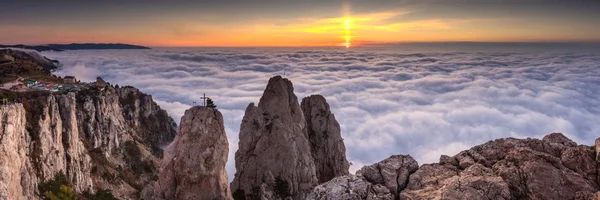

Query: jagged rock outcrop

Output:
[400, 163, 510, 199]
[142, 106, 231, 200]
[118, 86, 178, 152]
[231, 76, 319, 199]
[301, 95, 350, 183]
[308, 175, 394, 200]
[358, 155, 419, 197]
[400, 132, 599, 200]
[0, 84, 177, 199]
[309, 133, 600, 200]
[308, 155, 418, 200]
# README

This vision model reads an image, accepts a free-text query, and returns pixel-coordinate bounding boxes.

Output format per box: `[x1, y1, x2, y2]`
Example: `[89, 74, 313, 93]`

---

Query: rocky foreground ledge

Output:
[309, 133, 600, 200]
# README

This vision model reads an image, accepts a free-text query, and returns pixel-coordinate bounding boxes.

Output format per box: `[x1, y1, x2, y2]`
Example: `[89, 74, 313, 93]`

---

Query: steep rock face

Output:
[301, 95, 349, 183]
[594, 138, 600, 161]
[118, 86, 177, 151]
[143, 106, 231, 200]
[231, 76, 318, 199]
[400, 133, 599, 200]
[77, 86, 177, 198]
[0, 104, 37, 200]
[24, 93, 95, 195]
[0, 85, 177, 199]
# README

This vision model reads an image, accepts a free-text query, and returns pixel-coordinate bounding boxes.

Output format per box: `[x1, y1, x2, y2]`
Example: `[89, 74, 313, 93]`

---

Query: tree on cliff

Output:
[206, 98, 217, 108]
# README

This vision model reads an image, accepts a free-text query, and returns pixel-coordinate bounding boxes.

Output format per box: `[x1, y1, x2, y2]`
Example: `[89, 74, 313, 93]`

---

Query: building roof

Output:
[64, 76, 76, 79]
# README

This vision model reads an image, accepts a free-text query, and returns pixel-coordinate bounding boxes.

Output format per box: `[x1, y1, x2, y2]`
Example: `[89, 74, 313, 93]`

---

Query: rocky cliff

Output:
[301, 95, 350, 183]
[231, 76, 319, 199]
[142, 106, 231, 200]
[0, 85, 177, 199]
[231, 76, 351, 200]
[308, 133, 600, 200]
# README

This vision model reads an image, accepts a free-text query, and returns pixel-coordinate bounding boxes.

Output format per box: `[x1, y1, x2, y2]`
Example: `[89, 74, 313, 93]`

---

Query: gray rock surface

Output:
[307, 175, 393, 200]
[144, 106, 231, 200]
[301, 95, 350, 183]
[309, 133, 600, 200]
[400, 163, 510, 200]
[0, 85, 177, 199]
[400, 133, 598, 200]
[231, 76, 318, 199]
[357, 155, 419, 198]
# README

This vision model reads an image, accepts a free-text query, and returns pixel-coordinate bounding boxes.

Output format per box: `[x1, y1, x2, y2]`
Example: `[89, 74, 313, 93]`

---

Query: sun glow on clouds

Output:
[152, 7, 456, 47]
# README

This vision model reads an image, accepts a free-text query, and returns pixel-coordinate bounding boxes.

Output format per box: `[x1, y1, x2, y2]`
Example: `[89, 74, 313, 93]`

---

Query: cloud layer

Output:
[43, 44, 600, 179]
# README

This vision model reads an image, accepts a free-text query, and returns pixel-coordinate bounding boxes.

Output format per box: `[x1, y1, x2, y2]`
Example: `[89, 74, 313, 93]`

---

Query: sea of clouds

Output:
[42, 44, 600, 180]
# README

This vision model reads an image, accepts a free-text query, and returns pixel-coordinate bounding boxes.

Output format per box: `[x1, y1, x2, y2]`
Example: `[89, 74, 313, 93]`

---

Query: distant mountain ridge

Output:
[0, 43, 150, 52]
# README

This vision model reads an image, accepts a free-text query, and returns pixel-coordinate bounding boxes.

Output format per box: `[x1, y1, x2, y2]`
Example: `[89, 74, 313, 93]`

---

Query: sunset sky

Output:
[1, 0, 599, 47]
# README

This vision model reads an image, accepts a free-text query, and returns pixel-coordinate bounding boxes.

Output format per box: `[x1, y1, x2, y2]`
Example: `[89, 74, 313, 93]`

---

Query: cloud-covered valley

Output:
[43, 44, 600, 178]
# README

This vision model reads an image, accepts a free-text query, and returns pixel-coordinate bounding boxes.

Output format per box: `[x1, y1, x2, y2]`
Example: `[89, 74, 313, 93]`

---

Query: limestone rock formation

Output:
[117, 86, 178, 152]
[307, 175, 394, 200]
[400, 163, 510, 199]
[0, 84, 177, 199]
[0, 104, 37, 200]
[231, 76, 318, 199]
[400, 132, 599, 200]
[357, 155, 419, 197]
[309, 133, 600, 200]
[307, 155, 418, 200]
[143, 106, 231, 200]
[301, 95, 350, 183]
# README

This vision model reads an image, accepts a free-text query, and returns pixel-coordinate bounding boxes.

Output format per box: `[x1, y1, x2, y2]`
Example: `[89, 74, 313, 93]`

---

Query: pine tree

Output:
[206, 98, 217, 108]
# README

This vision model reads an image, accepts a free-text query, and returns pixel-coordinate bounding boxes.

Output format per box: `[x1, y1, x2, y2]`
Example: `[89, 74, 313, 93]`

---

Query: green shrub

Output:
[42, 185, 77, 200]
[38, 172, 77, 200]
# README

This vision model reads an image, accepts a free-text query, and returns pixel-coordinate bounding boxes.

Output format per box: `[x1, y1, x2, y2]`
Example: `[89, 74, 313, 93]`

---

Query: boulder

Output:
[307, 175, 393, 200]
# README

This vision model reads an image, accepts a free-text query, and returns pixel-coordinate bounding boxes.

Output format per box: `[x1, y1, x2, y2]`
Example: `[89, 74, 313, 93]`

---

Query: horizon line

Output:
[151, 41, 600, 48]
[4, 41, 600, 48]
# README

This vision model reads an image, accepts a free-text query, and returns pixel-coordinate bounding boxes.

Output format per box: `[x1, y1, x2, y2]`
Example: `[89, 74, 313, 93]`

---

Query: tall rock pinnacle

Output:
[231, 76, 318, 199]
[143, 106, 232, 200]
[301, 95, 350, 183]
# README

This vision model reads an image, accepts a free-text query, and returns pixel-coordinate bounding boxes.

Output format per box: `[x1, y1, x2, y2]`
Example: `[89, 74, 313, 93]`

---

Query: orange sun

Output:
[344, 19, 352, 48]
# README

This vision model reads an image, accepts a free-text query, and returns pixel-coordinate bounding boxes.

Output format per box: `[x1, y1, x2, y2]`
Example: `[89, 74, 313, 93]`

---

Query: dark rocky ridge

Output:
[0, 43, 150, 52]
[0, 48, 58, 73]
